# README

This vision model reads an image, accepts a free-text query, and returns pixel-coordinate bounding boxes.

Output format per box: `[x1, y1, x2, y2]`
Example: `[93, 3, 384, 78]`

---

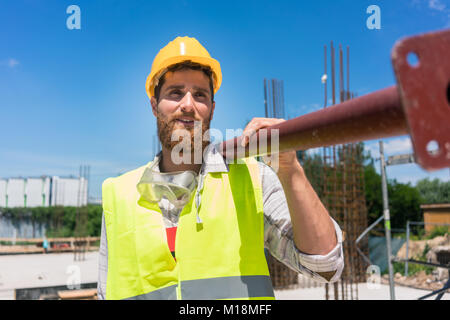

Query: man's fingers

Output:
[241, 118, 286, 147]
[240, 128, 256, 147]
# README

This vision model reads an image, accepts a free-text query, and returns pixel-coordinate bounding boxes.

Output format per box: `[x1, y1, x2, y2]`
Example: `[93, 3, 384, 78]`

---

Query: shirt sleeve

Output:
[97, 213, 108, 300]
[259, 161, 344, 283]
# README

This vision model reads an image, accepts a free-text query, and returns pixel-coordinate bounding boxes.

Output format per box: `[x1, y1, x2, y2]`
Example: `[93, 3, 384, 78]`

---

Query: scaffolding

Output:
[222, 28, 450, 298]
[263, 78, 300, 289]
[322, 42, 369, 300]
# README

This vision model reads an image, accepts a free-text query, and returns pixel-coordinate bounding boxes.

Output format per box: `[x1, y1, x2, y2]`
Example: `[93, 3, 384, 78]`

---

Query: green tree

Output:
[363, 160, 422, 229]
[416, 178, 450, 204]
[0, 205, 103, 237]
[388, 180, 422, 229]
[363, 163, 383, 224]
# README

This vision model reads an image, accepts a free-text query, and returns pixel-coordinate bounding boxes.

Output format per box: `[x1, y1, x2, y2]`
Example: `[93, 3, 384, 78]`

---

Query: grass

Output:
[425, 226, 449, 240]
[0, 241, 37, 246]
[394, 226, 449, 241]
[390, 243, 434, 276]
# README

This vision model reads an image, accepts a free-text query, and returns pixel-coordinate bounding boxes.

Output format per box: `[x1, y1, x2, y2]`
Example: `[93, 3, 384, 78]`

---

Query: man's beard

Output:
[156, 110, 211, 163]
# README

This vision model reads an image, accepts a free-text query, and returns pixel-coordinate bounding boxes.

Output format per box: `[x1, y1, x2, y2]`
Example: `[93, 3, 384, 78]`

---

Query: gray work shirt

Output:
[97, 144, 344, 299]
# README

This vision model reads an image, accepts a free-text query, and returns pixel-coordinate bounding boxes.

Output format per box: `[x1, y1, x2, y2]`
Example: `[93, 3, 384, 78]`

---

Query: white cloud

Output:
[427, 0, 450, 27]
[411, 0, 450, 27]
[306, 147, 322, 156]
[428, 0, 446, 11]
[1, 58, 20, 68]
[8, 58, 19, 67]
[3, 58, 20, 68]
[364, 137, 413, 158]
[383, 137, 413, 154]
[288, 102, 321, 116]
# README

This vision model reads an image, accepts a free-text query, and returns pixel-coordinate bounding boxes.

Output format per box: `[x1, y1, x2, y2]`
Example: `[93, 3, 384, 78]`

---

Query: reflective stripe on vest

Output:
[181, 275, 274, 300]
[102, 156, 274, 300]
[125, 276, 274, 300]
[125, 284, 178, 300]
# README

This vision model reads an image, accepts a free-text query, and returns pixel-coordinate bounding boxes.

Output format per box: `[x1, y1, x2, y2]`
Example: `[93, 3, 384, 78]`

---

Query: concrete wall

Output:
[51, 177, 87, 207]
[6, 179, 25, 208]
[0, 179, 6, 207]
[25, 177, 51, 207]
[0, 176, 86, 208]
[0, 214, 47, 238]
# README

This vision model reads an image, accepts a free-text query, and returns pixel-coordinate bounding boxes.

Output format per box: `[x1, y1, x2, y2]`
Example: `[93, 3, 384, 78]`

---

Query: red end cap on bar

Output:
[392, 29, 450, 171]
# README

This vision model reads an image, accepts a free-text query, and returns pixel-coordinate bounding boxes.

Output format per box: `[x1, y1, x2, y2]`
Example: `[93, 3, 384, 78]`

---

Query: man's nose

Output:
[180, 91, 195, 113]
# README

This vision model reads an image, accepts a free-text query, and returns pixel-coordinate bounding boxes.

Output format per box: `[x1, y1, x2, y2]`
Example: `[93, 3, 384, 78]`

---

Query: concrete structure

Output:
[5, 179, 25, 208]
[0, 251, 447, 300]
[0, 252, 98, 300]
[25, 177, 51, 207]
[0, 176, 87, 208]
[421, 203, 450, 233]
[50, 176, 87, 207]
[0, 179, 6, 207]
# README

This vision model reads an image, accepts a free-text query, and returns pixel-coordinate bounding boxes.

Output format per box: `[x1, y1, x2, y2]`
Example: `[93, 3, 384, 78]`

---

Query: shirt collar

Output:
[148, 143, 229, 175]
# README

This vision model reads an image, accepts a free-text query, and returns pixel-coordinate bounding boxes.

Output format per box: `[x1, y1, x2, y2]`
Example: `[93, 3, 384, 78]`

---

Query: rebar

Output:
[321, 43, 369, 300]
[263, 78, 298, 289]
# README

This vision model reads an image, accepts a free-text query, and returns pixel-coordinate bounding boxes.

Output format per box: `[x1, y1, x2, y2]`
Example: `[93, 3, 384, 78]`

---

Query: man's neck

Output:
[159, 148, 202, 174]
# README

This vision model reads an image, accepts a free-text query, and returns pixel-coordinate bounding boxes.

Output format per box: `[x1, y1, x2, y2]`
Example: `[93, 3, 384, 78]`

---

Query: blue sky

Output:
[1, 0, 449, 200]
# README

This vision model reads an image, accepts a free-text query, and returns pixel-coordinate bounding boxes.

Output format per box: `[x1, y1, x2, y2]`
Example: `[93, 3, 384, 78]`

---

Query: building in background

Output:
[421, 203, 450, 234]
[0, 176, 87, 208]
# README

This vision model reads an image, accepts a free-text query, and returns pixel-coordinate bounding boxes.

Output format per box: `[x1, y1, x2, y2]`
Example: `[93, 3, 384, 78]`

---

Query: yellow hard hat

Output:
[145, 36, 222, 99]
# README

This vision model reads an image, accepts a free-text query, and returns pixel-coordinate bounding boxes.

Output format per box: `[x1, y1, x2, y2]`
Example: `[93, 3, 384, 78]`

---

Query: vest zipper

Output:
[194, 171, 205, 224]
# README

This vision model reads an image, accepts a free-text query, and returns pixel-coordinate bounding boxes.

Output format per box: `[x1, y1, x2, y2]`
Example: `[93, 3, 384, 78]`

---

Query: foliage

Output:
[296, 142, 426, 231]
[363, 161, 422, 229]
[297, 142, 430, 231]
[0, 241, 36, 246]
[416, 178, 450, 204]
[363, 164, 383, 224]
[0, 205, 103, 237]
[425, 226, 449, 240]
[392, 260, 434, 276]
[391, 243, 434, 276]
[387, 180, 422, 230]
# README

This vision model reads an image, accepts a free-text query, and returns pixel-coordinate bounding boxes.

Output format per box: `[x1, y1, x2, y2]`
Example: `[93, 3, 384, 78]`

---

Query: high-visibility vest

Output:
[102, 157, 275, 300]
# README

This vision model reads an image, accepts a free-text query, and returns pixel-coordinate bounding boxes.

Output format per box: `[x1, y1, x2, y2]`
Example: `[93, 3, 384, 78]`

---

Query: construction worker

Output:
[42, 237, 49, 254]
[97, 36, 344, 300]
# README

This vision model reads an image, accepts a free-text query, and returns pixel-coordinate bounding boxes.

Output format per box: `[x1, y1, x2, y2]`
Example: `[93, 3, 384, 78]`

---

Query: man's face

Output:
[150, 69, 215, 157]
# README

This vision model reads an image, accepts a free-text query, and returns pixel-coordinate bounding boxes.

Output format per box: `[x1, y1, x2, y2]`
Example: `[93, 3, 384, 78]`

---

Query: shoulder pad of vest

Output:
[102, 163, 150, 189]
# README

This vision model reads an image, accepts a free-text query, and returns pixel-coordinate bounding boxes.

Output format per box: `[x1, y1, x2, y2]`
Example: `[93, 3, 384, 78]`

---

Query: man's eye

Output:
[170, 90, 182, 95]
[195, 92, 205, 97]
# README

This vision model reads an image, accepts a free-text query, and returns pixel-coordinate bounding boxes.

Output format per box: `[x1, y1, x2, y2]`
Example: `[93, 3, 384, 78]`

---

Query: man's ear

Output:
[150, 96, 158, 117]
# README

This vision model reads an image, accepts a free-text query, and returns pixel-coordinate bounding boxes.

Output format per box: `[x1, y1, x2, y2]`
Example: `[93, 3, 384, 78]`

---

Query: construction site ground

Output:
[0, 251, 98, 300]
[0, 252, 448, 300]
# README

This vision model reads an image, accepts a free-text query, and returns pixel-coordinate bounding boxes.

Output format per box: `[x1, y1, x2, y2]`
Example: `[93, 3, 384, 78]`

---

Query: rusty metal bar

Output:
[219, 86, 406, 155]
[218, 29, 450, 172]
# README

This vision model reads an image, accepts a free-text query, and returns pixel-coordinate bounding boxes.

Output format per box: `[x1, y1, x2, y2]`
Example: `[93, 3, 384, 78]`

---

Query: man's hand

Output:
[241, 117, 337, 257]
[240, 117, 300, 174]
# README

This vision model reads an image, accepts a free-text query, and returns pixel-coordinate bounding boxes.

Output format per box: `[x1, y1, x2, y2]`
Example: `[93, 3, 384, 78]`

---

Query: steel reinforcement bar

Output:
[218, 29, 450, 171]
